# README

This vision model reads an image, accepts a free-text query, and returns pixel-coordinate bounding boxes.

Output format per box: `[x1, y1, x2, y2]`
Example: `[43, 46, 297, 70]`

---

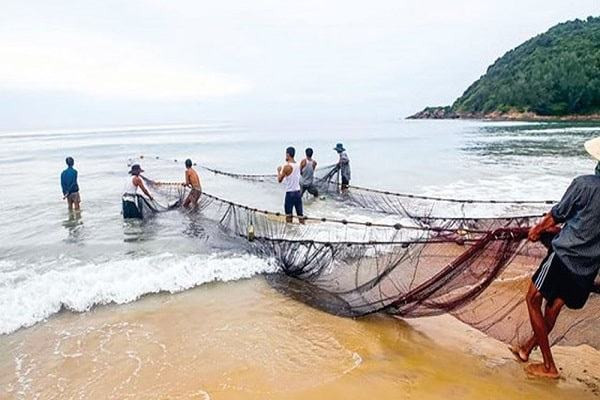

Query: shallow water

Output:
[1, 119, 600, 398]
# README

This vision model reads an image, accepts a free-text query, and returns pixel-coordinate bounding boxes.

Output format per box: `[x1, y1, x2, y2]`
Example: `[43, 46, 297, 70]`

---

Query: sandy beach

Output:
[1, 277, 598, 400]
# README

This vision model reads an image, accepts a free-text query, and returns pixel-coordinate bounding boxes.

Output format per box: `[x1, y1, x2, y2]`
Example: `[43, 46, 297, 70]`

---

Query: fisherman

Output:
[183, 159, 202, 209]
[122, 164, 154, 219]
[61, 156, 81, 211]
[334, 143, 351, 192]
[300, 147, 318, 198]
[511, 137, 600, 379]
[277, 146, 304, 223]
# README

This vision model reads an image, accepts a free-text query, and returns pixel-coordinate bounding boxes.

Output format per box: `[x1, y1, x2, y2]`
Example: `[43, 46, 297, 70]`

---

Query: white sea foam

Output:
[0, 253, 276, 335]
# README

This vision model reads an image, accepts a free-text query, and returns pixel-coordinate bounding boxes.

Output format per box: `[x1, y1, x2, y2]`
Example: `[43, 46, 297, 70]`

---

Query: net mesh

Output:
[133, 155, 556, 219]
[144, 177, 600, 350]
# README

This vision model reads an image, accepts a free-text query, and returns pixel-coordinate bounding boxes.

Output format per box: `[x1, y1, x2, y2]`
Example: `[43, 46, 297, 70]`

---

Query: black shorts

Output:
[341, 177, 349, 186]
[301, 184, 319, 197]
[284, 191, 303, 216]
[532, 252, 592, 310]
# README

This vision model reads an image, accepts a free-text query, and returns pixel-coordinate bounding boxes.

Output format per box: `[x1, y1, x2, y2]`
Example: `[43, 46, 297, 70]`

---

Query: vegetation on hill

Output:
[450, 16, 600, 117]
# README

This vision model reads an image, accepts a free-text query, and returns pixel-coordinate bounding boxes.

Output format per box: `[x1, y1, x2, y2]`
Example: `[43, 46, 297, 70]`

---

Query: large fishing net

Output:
[134, 155, 556, 219]
[143, 177, 600, 350]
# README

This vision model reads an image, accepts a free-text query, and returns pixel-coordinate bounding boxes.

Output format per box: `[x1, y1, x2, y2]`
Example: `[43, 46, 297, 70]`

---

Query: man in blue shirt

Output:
[511, 138, 600, 379]
[61, 157, 80, 211]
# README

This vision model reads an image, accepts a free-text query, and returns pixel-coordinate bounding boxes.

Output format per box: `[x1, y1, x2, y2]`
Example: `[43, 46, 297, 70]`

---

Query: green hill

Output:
[453, 16, 600, 116]
[410, 16, 600, 119]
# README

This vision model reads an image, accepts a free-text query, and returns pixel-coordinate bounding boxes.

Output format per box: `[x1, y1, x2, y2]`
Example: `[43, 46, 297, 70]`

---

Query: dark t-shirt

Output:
[551, 175, 600, 286]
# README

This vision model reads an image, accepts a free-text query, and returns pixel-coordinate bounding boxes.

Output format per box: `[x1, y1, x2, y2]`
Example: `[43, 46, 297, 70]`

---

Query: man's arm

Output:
[277, 165, 293, 183]
[529, 213, 559, 242]
[313, 160, 317, 169]
[185, 170, 190, 187]
[133, 176, 153, 200]
[300, 159, 307, 172]
[61, 171, 68, 196]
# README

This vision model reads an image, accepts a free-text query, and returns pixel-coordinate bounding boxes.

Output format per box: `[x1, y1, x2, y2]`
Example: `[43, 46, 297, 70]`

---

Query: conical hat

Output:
[584, 137, 600, 161]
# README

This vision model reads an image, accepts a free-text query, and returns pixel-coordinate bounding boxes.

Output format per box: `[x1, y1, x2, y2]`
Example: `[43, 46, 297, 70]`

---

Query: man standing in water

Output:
[300, 147, 318, 198]
[511, 137, 600, 379]
[183, 159, 202, 209]
[61, 156, 81, 211]
[277, 146, 304, 223]
[334, 143, 351, 192]
[122, 164, 154, 219]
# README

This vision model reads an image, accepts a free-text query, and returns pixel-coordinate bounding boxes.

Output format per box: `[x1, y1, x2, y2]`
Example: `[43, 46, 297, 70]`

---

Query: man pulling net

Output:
[122, 164, 155, 219]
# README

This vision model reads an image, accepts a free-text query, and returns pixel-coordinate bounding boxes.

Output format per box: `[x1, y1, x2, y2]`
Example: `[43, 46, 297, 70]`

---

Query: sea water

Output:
[0, 118, 598, 335]
[1, 119, 600, 399]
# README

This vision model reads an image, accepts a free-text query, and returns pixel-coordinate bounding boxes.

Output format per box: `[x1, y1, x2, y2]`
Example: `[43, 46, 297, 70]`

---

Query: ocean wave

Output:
[0, 253, 276, 335]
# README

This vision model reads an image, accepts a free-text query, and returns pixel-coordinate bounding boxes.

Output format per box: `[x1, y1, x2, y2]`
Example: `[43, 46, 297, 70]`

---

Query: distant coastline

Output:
[407, 106, 600, 122]
[408, 17, 600, 123]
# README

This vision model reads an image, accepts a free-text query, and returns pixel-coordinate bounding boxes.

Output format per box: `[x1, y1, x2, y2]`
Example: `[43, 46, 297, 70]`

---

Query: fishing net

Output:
[143, 177, 600, 350]
[124, 177, 187, 219]
[134, 155, 555, 219]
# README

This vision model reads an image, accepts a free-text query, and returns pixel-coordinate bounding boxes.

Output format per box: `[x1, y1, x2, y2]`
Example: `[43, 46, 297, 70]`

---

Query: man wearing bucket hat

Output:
[511, 137, 600, 378]
[122, 164, 154, 219]
[334, 143, 351, 192]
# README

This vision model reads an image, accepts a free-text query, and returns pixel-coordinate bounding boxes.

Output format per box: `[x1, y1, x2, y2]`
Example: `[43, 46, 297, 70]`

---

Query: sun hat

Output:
[333, 143, 345, 152]
[129, 164, 144, 175]
[584, 137, 600, 161]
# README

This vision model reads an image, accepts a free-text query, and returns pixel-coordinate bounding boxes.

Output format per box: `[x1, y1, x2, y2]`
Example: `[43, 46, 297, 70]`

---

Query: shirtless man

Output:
[183, 159, 202, 209]
[300, 147, 318, 198]
[277, 146, 304, 223]
[510, 137, 600, 378]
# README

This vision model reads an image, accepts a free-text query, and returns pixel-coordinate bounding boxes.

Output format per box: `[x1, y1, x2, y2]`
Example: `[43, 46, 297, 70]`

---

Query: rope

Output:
[133, 154, 558, 205]
[149, 180, 535, 235]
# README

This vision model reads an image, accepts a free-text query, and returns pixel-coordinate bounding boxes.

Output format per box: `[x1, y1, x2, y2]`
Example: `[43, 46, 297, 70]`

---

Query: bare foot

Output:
[525, 363, 560, 379]
[508, 346, 529, 362]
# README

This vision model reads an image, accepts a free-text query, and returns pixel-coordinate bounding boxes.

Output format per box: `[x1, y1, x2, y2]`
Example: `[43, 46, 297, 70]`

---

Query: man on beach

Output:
[277, 146, 304, 223]
[511, 137, 600, 379]
[61, 157, 81, 211]
[334, 143, 351, 192]
[183, 159, 202, 209]
[300, 147, 318, 198]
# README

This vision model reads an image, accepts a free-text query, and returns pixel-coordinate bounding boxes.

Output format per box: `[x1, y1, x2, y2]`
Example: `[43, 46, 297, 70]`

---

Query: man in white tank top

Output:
[277, 146, 304, 223]
[122, 164, 154, 219]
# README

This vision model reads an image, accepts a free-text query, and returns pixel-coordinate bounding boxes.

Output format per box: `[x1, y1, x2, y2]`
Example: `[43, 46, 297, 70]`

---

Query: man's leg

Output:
[183, 193, 191, 209]
[284, 192, 293, 223]
[295, 192, 305, 224]
[524, 282, 560, 378]
[73, 193, 81, 211]
[67, 196, 74, 211]
[514, 296, 564, 362]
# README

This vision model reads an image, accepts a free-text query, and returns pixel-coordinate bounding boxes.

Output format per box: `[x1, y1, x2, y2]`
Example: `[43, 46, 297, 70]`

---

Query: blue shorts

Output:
[284, 191, 303, 216]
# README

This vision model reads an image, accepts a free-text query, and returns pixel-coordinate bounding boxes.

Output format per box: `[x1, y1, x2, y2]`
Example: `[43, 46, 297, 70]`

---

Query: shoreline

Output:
[1, 277, 599, 399]
[407, 107, 600, 122]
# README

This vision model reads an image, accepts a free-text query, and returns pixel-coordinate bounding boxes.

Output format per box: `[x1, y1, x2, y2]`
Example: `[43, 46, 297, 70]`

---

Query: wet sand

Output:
[1, 277, 598, 399]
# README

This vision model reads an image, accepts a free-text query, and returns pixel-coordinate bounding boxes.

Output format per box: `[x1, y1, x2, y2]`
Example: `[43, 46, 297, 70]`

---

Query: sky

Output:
[0, 0, 598, 130]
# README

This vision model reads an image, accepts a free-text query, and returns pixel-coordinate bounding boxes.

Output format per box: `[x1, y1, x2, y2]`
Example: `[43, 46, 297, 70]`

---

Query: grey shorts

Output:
[67, 192, 80, 203]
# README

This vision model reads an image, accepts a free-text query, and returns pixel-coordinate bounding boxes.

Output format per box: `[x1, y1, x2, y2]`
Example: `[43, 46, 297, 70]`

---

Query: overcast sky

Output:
[1, 0, 598, 130]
